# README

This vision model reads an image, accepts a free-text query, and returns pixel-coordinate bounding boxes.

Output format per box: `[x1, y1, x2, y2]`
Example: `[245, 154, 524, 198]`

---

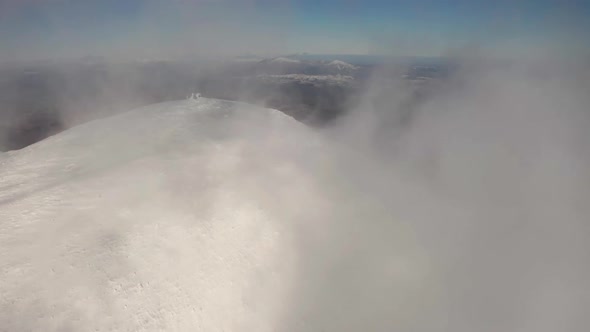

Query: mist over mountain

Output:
[0, 55, 445, 151]
[1, 57, 589, 331]
[1, 0, 590, 331]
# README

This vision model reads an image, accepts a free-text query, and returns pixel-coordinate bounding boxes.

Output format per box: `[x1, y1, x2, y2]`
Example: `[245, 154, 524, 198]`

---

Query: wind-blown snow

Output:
[0, 98, 430, 331]
[1, 77, 589, 332]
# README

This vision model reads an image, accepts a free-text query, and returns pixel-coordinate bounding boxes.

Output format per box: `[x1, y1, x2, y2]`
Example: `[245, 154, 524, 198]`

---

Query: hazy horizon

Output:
[1, 0, 589, 63]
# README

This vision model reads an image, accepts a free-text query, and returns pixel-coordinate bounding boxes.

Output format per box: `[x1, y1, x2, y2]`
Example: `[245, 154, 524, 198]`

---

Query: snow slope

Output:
[0, 98, 431, 331]
[0, 99, 312, 331]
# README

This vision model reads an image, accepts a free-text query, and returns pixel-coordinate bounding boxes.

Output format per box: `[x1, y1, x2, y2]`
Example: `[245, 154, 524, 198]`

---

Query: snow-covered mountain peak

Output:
[0, 98, 319, 331]
[327, 60, 357, 70]
[0, 97, 435, 331]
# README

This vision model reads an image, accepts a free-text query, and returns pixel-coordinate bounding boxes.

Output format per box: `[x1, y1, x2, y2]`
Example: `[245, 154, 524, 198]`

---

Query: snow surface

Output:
[0, 99, 312, 331]
[0, 98, 430, 331]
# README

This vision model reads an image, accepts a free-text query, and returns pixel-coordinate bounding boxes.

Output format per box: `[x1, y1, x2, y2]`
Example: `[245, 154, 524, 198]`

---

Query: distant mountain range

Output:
[0, 55, 448, 150]
[226, 56, 364, 77]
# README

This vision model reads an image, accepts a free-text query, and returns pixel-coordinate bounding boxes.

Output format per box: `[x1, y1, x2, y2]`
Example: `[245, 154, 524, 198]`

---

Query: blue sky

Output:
[1, 0, 588, 61]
